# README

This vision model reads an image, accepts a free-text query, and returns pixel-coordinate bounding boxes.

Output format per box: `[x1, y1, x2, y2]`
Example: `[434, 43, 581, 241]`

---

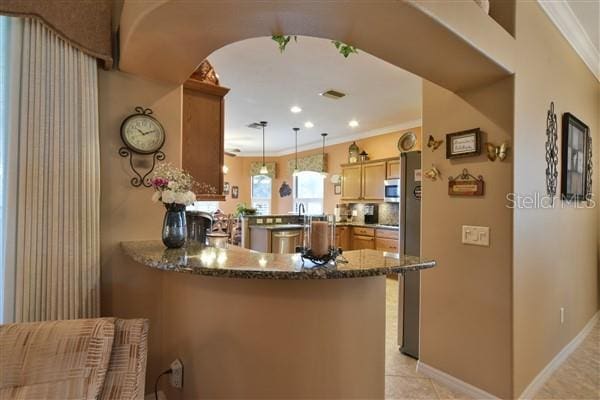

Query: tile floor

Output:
[384, 278, 600, 400]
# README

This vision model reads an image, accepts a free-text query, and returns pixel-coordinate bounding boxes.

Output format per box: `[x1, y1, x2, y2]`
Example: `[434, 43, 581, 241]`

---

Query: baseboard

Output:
[416, 361, 500, 399]
[518, 311, 599, 400]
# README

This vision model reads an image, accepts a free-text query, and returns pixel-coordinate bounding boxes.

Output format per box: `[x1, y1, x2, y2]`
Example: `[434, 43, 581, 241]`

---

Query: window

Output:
[294, 171, 324, 215]
[251, 175, 272, 215]
[187, 201, 219, 214]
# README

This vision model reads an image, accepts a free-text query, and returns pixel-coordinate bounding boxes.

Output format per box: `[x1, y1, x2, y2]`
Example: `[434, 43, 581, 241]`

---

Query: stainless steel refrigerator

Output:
[397, 151, 421, 359]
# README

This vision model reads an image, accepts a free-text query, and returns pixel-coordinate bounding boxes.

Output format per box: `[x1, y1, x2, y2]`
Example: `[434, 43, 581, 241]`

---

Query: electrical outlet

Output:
[169, 359, 183, 389]
[560, 307, 565, 324]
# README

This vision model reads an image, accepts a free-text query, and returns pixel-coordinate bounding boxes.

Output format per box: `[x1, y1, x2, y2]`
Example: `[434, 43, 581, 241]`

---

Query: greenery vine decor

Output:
[271, 35, 358, 58]
[332, 41, 358, 58]
[272, 35, 297, 53]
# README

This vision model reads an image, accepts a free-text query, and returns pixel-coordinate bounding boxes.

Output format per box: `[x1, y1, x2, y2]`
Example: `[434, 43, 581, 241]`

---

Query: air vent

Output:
[320, 89, 346, 99]
[247, 122, 263, 129]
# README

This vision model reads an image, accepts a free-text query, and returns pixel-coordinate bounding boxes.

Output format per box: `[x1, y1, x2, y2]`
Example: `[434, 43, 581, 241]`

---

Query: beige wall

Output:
[98, 69, 183, 385]
[221, 127, 421, 215]
[512, 2, 600, 396]
[420, 77, 514, 398]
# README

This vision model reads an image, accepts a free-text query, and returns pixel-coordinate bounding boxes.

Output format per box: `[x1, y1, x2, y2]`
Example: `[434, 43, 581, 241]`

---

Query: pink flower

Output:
[151, 177, 169, 188]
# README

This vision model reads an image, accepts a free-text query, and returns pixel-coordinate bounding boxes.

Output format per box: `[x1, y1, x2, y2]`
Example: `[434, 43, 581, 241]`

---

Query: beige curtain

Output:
[14, 18, 100, 322]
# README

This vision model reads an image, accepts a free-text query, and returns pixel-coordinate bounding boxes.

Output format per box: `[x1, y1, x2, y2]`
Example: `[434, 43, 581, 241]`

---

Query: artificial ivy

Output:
[271, 35, 358, 58]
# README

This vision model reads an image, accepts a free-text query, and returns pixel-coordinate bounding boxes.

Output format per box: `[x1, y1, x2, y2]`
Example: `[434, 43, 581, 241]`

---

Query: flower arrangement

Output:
[150, 163, 197, 206]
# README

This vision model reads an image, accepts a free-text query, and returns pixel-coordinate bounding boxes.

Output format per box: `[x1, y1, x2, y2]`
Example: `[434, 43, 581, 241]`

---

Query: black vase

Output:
[162, 203, 187, 248]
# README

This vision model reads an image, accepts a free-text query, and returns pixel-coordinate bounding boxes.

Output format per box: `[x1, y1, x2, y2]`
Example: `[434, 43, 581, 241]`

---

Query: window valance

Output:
[0, 0, 113, 67]
[250, 162, 277, 178]
[287, 154, 327, 175]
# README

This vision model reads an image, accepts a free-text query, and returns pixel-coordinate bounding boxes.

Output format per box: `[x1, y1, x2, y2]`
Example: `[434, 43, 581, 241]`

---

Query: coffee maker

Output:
[363, 204, 378, 225]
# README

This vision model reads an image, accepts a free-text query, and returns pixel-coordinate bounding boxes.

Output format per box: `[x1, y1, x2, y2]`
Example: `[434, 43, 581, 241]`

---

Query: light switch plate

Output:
[462, 225, 490, 247]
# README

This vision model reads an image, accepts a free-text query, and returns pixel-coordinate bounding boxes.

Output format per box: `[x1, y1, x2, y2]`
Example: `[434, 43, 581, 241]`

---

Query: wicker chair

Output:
[0, 318, 149, 399]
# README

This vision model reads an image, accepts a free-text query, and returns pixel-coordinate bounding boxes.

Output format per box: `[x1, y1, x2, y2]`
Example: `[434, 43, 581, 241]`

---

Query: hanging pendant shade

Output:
[320, 133, 328, 179]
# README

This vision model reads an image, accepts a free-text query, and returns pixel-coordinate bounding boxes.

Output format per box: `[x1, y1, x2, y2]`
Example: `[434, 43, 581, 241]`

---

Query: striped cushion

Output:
[0, 318, 115, 399]
[100, 319, 149, 400]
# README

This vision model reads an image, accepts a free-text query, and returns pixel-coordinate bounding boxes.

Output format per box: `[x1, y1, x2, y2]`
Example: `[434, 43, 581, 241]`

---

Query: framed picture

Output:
[561, 113, 590, 201]
[446, 128, 481, 159]
[231, 186, 239, 199]
[223, 182, 230, 195]
[334, 183, 342, 195]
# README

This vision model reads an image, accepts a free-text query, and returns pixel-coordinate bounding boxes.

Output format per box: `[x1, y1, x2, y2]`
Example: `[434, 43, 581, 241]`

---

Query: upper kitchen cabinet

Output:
[182, 78, 230, 201]
[341, 164, 362, 200]
[386, 159, 400, 180]
[362, 161, 386, 201]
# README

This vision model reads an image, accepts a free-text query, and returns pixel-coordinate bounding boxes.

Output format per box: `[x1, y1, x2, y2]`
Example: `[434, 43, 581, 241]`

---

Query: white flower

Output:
[173, 191, 187, 205]
[151, 191, 161, 203]
[161, 190, 176, 204]
[185, 191, 196, 205]
[168, 181, 176, 189]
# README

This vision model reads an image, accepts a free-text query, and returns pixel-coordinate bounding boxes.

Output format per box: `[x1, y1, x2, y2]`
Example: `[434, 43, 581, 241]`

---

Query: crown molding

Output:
[237, 119, 422, 157]
[538, 0, 600, 81]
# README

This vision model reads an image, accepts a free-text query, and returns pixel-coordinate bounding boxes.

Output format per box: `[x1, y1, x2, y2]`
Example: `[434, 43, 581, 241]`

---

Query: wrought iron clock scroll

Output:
[118, 107, 166, 187]
[545, 102, 558, 205]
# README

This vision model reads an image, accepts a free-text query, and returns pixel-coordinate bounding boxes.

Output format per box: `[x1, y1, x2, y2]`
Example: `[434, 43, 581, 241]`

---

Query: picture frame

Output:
[223, 182, 230, 195]
[446, 128, 481, 159]
[334, 183, 342, 195]
[231, 186, 239, 199]
[561, 113, 590, 201]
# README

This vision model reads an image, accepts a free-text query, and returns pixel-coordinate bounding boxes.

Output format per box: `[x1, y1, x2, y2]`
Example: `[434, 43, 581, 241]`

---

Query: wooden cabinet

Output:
[182, 79, 229, 201]
[375, 228, 399, 252]
[352, 235, 375, 250]
[353, 227, 375, 237]
[386, 159, 400, 179]
[341, 164, 362, 200]
[335, 226, 350, 250]
[361, 161, 386, 201]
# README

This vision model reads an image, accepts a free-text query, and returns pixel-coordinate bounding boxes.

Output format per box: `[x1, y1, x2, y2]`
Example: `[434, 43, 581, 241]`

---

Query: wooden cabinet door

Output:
[335, 226, 350, 250]
[182, 80, 229, 200]
[352, 235, 375, 250]
[386, 159, 400, 179]
[375, 237, 399, 252]
[361, 161, 386, 201]
[341, 165, 362, 200]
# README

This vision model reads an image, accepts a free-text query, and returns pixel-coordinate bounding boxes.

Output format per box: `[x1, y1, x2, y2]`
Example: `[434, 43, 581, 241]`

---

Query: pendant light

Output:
[292, 127, 300, 176]
[320, 133, 328, 179]
[259, 121, 268, 175]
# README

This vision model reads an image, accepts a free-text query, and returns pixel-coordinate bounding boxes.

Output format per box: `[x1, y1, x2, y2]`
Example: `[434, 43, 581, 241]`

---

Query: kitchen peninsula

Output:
[117, 241, 435, 399]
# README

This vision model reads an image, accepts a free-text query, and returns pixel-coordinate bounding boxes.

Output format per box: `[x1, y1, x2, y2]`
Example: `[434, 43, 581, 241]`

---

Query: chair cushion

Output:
[0, 318, 115, 399]
[99, 319, 149, 400]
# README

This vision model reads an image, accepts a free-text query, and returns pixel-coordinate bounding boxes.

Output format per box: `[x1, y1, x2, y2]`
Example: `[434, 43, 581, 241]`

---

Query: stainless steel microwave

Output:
[384, 179, 400, 202]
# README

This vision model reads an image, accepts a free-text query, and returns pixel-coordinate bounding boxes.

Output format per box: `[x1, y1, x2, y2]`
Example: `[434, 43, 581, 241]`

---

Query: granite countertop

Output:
[248, 222, 400, 231]
[121, 241, 435, 280]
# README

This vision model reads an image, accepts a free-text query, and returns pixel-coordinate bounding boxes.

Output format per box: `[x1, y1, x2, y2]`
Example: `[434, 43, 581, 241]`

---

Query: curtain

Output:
[249, 161, 277, 178]
[286, 154, 327, 175]
[13, 18, 100, 322]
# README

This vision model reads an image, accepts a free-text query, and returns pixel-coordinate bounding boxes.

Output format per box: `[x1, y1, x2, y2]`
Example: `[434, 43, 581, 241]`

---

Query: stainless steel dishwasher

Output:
[271, 230, 302, 254]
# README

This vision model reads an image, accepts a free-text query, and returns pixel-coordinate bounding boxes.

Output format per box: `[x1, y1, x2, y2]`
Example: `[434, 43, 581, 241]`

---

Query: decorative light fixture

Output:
[348, 119, 359, 128]
[304, 121, 314, 128]
[293, 127, 300, 176]
[290, 106, 302, 114]
[259, 121, 269, 175]
[320, 132, 328, 179]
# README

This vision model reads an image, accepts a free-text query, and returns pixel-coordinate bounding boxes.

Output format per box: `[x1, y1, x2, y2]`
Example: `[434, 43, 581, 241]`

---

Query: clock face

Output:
[121, 114, 165, 154]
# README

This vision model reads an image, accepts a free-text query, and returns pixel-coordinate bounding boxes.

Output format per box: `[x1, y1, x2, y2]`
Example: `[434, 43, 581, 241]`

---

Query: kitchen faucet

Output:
[297, 202, 306, 215]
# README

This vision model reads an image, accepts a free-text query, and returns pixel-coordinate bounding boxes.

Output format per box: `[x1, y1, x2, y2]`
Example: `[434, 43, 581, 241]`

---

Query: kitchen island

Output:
[114, 241, 435, 399]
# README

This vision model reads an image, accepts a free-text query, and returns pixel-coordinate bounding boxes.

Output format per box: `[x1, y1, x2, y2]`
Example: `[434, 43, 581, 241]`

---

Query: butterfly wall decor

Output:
[424, 165, 441, 181]
[427, 135, 443, 151]
[485, 142, 509, 161]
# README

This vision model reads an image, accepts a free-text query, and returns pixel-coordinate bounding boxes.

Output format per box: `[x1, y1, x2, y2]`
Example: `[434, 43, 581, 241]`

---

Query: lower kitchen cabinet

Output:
[335, 226, 350, 250]
[375, 237, 398, 252]
[352, 234, 375, 250]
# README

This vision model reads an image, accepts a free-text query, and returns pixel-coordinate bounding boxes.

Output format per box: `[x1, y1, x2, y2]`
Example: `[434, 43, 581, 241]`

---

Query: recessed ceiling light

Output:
[290, 106, 302, 113]
[304, 121, 314, 128]
[349, 120, 359, 128]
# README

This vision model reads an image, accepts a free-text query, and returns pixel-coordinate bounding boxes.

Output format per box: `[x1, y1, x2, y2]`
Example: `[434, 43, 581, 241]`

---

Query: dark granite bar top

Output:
[248, 222, 400, 231]
[121, 241, 435, 280]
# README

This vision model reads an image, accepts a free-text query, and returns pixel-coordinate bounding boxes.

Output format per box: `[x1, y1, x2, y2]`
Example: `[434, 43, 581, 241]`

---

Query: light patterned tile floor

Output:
[385, 278, 600, 400]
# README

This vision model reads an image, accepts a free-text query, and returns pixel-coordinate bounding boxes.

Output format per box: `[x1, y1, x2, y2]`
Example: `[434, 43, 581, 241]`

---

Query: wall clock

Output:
[118, 107, 166, 187]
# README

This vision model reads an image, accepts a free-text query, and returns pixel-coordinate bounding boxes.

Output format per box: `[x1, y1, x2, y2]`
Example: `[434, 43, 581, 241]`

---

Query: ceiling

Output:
[208, 36, 422, 156]
[567, 0, 599, 51]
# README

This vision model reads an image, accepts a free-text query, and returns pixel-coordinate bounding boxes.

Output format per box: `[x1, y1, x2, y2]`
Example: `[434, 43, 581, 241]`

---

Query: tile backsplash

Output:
[338, 203, 399, 225]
